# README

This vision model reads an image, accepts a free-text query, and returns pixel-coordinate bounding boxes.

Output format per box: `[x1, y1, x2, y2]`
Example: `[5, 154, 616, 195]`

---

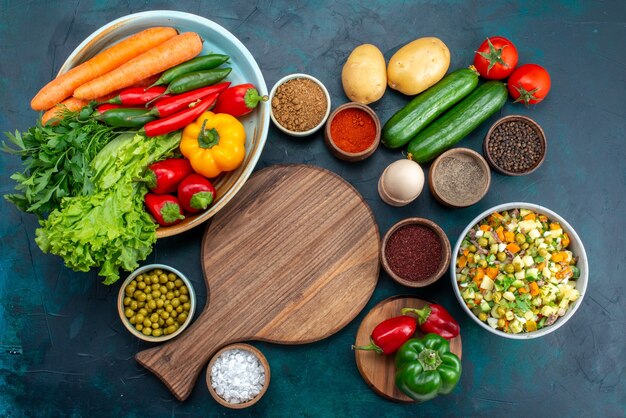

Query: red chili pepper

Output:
[107, 86, 169, 106]
[177, 174, 216, 213]
[144, 193, 185, 226]
[212, 83, 268, 117]
[143, 93, 219, 137]
[148, 82, 231, 118]
[93, 103, 122, 115]
[146, 158, 194, 195]
[401, 304, 460, 340]
[352, 315, 416, 355]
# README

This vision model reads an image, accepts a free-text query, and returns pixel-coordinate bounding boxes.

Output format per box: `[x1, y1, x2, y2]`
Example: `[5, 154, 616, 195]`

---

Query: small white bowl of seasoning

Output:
[269, 73, 331, 137]
[206, 343, 270, 409]
[378, 159, 425, 206]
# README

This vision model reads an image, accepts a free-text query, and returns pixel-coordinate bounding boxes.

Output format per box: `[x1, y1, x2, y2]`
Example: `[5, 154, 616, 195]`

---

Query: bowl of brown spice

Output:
[381, 218, 451, 288]
[483, 115, 547, 176]
[428, 148, 491, 208]
[270, 73, 331, 137]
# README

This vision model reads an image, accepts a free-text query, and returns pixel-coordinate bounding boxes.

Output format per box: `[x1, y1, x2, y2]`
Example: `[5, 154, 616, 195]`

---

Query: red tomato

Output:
[473, 36, 519, 79]
[507, 64, 551, 105]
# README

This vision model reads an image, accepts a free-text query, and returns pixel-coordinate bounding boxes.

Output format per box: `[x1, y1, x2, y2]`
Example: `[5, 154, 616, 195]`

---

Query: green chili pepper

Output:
[165, 68, 232, 95]
[394, 333, 462, 402]
[150, 54, 230, 87]
[94, 107, 157, 128]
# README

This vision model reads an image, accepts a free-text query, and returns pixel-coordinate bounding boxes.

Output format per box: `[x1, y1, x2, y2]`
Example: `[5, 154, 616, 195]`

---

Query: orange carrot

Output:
[518, 287, 528, 294]
[551, 252, 566, 263]
[504, 231, 515, 243]
[457, 256, 467, 268]
[529, 282, 540, 296]
[562, 233, 570, 247]
[486, 267, 499, 279]
[523, 213, 536, 221]
[480, 224, 491, 232]
[549, 222, 561, 230]
[496, 226, 504, 241]
[474, 268, 485, 285]
[506, 243, 521, 254]
[74, 32, 203, 100]
[41, 97, 89, 125]
[31, 27, 177, 111]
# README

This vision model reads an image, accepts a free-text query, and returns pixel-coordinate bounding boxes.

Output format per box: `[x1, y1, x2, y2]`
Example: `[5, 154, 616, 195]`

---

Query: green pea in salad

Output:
[456, 208, 581, 334]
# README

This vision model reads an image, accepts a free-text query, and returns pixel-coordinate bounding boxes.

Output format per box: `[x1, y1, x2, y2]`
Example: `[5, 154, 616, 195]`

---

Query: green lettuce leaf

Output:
[35, 131, 181, 284]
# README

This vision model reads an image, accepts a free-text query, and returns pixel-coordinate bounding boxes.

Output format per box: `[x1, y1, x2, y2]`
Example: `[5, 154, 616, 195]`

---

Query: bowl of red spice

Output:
[269, 73, 331, 137]
[324, 102, 381, 161]
[381, 218, 451, 288]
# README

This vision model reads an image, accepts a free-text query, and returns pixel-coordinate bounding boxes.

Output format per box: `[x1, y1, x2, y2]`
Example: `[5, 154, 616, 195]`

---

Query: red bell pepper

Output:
[146, 158, 194, 195]
[146, 82, 231, 118]
[144, 193, 185, 226]
[106, 86, 169, 106]
[352, 315, 417, 355]
[402, 304, 460, 340]
[143, 93, 218, 137]
[177, 174, 216, 213]
[212, 83, 268, 117]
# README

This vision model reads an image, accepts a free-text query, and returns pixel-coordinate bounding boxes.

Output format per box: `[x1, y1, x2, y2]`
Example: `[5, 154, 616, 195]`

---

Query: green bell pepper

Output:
[395, 333, 462, 402]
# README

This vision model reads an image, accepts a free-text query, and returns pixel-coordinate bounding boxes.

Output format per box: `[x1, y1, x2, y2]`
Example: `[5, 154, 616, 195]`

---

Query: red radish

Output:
[212, 83, 268, 117]
[144, 193, 185, 226]
[146, 158, 194, 195]
[178, 174, 216, 213]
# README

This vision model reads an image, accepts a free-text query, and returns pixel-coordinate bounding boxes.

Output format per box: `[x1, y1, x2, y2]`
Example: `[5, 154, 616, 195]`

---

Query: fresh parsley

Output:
[2, 110, 117, 218]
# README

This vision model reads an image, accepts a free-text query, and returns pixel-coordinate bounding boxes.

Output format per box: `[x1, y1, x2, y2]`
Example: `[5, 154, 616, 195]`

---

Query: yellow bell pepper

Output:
[180, 111, 246, 178]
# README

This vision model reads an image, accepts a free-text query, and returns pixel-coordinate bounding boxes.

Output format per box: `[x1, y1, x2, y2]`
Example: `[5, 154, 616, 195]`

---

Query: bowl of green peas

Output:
[118, 264, 196, 342]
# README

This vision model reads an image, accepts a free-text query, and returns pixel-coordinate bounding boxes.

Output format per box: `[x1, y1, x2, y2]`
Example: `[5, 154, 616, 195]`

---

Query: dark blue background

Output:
[1, 1, 624, 416]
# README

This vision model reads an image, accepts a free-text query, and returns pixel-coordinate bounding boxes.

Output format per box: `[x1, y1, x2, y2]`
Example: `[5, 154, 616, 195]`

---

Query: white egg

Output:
[378, 159, 425, 206]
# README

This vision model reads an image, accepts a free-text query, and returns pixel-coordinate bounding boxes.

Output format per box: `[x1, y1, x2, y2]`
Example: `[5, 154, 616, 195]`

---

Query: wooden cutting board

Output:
[354, 296, 462, 402]
[136, 164, 380, 401]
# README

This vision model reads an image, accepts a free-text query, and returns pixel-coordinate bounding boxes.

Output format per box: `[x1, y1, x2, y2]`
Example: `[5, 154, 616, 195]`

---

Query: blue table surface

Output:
[1, 1, 624, 417]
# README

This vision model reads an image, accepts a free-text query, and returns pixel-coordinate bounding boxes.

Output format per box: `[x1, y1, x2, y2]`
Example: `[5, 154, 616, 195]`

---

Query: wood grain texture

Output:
[136, 164, 380, 401]
[354, 296, 462, 403]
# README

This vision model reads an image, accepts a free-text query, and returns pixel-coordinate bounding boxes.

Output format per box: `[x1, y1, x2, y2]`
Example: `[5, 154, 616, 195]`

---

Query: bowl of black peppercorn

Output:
[483, 115, 547, 176]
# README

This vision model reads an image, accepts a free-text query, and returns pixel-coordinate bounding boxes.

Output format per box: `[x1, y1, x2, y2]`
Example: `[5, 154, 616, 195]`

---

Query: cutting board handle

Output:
[135, 307, 232, 401]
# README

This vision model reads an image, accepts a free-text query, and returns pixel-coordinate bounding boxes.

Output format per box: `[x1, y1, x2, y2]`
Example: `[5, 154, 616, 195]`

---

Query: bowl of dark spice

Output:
[270, 73, 331, 137]
[207, 343, 270, 409]
[381, 218, 451, 288]
[428, 148, 491, 208]
[483, 115, 547, 176]
[324, 102, 381, 161]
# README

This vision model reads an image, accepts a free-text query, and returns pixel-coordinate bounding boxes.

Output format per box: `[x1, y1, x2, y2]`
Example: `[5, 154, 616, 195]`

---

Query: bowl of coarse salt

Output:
[206, 343, 270, 409]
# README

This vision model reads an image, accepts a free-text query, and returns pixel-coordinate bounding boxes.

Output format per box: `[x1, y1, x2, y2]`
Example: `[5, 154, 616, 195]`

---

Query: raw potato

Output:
[341, 44, 387, 104]
[388, 37, 450, 95]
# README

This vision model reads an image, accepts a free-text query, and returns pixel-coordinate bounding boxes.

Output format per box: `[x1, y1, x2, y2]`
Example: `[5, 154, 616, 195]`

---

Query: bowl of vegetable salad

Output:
[451, 203, 588, 339]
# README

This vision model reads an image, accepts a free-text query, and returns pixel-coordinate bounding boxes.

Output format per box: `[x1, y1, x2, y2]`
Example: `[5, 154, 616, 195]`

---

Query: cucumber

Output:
[382, 67, 479, 149]
[407, 81, 508, 163]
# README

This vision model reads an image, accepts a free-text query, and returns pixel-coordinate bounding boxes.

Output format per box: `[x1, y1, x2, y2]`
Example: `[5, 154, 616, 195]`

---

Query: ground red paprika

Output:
[329, 107, 376, 153]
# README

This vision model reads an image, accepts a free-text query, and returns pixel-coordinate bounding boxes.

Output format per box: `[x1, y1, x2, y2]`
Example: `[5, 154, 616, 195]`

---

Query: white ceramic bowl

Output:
[269, 73, 331, 136]
[118, 264, 196, 342]
[450, 202, 588, 339]
[58, 11, 270, 238]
